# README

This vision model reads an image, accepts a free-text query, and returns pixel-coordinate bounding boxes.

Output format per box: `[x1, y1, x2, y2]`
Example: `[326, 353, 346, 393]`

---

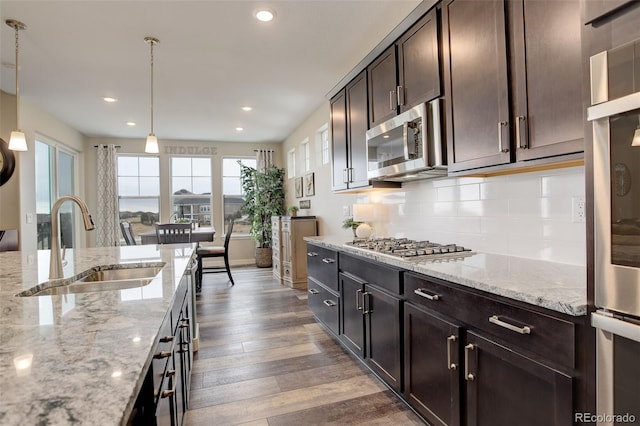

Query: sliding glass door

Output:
[35, 140, 77, 250]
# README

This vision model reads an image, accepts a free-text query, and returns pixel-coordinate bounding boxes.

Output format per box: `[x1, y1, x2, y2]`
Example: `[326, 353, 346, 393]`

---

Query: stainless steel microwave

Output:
[365, 99, 447, 182]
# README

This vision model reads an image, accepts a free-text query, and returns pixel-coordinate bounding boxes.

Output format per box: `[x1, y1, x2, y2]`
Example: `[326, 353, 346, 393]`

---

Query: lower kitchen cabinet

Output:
[339, 272, 365, 357]
[464, 330, 573, 426]
[404, 302, 462, 426]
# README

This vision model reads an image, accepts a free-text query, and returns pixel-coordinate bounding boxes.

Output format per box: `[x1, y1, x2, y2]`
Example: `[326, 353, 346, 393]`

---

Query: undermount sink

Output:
[16, 262, 166, 297]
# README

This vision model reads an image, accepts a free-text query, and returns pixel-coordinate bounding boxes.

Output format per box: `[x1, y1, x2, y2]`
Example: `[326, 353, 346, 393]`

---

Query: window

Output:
[117, 155, 160, 243]
[222, 157, 256, 234]
[301, 138, 310, 172]
[171, 157, 212, 227]
[318, 124, 330, 165]
[287, 148, 296, 178]
[35, 139, 78, 249]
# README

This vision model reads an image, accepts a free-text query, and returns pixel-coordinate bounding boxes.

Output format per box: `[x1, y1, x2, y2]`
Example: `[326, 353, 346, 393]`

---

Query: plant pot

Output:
[255, 247, 273, 268]
[290, 211, 297, 217]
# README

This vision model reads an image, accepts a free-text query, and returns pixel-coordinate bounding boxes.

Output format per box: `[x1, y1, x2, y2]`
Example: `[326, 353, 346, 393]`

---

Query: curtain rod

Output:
[94, 145, 121, 148]
[254, 149, 275, 152]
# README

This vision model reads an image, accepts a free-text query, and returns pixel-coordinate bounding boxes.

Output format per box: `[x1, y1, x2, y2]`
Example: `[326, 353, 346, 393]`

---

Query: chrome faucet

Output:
[49, 195, 95, 279]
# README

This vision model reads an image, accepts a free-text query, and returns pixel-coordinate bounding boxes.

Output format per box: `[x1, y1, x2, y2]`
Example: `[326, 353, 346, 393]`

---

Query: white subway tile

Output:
[459, 183, 480, 201]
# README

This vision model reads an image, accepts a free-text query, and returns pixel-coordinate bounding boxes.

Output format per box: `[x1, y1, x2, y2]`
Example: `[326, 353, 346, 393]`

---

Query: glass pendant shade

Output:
[145, 134, 159, 153]
[8, 130, 27, 151]
[632, 127, 640, 147]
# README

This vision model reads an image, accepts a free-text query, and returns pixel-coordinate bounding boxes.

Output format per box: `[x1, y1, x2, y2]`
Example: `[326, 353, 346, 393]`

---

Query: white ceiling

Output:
[0, 0, 421, 144]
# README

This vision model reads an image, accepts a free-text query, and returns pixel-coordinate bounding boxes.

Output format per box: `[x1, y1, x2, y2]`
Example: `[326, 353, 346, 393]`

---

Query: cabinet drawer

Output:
[308, 277, 339, 335]
[307, 244, 338, 291]
[340, 253, 402, 295]
[404, 273, 575, 368]
[281, 220, 291, 232]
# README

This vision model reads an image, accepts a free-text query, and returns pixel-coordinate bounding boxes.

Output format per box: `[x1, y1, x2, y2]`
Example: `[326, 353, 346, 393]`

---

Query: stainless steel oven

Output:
[589, 39, 640, 425]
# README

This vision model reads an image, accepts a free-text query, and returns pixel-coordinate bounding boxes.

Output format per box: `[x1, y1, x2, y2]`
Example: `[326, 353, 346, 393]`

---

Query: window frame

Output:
[221, 156, 256, 236]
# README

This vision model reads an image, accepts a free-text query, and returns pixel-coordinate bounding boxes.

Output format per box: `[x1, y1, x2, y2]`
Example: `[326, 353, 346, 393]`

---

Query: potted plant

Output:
[342, 217, 362, 238]
[239, 163, 285, 267]
[287, 206, 299, 217]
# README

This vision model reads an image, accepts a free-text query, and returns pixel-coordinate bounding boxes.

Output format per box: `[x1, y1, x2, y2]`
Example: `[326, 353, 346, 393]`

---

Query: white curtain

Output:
[256, 149, 275, 172]
[95, 144, 120, 247]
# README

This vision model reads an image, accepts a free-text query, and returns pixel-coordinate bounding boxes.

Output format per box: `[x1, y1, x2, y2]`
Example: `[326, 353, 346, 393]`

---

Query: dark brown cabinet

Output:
[464, 331, 573, 426]
[368, 8, 440, 129]
[307, 243, 340, 335]
[443, 0, 583, 173]
[404, 303, 461, 426]
[330, 70, 369, 191]
[338, 254, 403, 392]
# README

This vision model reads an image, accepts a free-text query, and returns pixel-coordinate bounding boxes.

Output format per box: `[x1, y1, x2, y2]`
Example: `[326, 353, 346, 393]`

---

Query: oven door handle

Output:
[592, 310, 640, 343]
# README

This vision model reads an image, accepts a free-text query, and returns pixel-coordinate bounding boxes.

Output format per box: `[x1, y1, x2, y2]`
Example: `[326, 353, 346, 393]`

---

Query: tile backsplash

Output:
[357, 166, 586, 266]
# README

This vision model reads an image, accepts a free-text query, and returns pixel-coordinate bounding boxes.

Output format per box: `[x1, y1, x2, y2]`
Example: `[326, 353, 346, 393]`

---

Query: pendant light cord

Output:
[149, 39, 154, 135]
[14, 22, 20, 130]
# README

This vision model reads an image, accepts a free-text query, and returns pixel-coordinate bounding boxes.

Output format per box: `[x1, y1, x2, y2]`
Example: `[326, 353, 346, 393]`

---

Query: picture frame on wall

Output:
[294, 177, 303, 198]
[304, 172, 315, 196]
[299, 200, 310, 209]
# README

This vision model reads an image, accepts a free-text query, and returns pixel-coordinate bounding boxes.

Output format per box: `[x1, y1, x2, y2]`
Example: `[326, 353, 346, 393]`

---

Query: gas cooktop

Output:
[345, 237, 473, 261]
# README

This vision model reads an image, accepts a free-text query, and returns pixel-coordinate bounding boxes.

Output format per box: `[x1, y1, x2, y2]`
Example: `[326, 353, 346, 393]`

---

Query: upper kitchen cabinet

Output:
[330, 70, 369, 191]
[443, 0, 583, 173]
[368, 8, 441, 129]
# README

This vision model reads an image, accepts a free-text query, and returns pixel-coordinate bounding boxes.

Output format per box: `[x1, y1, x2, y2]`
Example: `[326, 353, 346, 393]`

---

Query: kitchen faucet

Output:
[49, 195, 95, 279]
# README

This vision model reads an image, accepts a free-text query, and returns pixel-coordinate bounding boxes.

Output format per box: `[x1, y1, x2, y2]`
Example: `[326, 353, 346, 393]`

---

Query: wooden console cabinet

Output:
[272, 216, 317, 289]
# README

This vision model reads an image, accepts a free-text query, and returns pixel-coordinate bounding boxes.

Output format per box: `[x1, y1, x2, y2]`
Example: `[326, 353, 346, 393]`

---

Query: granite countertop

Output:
[0, 244, 195, 426]
[305, 236, 587, 317]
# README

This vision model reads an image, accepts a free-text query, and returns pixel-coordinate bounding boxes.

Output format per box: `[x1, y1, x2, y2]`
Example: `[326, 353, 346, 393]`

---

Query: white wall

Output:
[283, 102, 587, 266]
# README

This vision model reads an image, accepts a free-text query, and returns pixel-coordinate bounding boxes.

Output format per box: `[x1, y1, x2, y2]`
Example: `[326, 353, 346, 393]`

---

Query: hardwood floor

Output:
[185, 266, 424, 426]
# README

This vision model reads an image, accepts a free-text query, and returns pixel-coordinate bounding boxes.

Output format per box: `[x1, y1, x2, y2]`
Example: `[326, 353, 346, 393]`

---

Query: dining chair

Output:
[196, 219, 234, 289]
[120, 222, 137, 245]
[155, 223, 192, 244]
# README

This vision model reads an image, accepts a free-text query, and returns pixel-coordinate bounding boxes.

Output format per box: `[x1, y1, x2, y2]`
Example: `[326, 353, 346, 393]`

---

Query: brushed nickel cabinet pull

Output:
[321, 258, 335, 264]
[489, 315, 531, 334]
[397, 85, 404, 106]
[356, 289, 363, 311]
[389, 90, 395, 111]
[464, 344, 475, 381]
[363, 292, 372, 315]
[159, 336, 174, 343]
[154, 350, 171, 359]
[307, 252, 318, 257]
[414, 288, 440, 301]
[498, 121, 509, 153]
[323, 300, 336, 307]
[308, 288, 319, 295]
[343, 169, 349, 184]
[447, 335, 458, 370]
[348, 168, 354, 183]
[515, 115, 527, 149]
[161, 376, 177, 398]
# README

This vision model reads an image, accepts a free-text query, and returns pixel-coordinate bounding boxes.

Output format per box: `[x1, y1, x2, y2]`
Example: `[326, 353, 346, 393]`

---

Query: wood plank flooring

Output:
[185, 267, 425, 426]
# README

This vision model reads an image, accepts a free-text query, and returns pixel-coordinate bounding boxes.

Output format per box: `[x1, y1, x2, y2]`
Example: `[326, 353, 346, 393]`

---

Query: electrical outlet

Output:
[572, 197, 586, 223]
[343, 205, 350, 217]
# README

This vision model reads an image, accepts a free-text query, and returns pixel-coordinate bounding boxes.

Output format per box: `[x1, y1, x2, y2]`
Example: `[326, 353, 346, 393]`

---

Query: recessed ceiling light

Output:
[235, 127, 244, 132]
[103, 97, 118, 103]
[126, 121, 136, 127]
[241, 106, 253, 111]
[255, 9, 275, 22]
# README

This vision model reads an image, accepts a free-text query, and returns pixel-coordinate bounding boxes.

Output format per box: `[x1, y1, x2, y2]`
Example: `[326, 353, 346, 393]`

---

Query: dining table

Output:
[139, 226, 216, 245]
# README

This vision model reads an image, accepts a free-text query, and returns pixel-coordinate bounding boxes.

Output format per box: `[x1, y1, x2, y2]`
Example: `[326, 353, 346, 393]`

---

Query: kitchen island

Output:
[0, 244, 196, 426]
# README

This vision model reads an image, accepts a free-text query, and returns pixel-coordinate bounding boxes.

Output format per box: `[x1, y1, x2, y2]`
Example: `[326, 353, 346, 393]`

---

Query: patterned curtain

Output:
[95, 144, 120, 247]
[256, 149, 275, 172]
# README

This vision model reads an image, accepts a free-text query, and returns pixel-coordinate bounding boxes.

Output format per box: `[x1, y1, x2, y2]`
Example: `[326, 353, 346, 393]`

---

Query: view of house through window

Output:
[171, 157, 212, 227]
[222, 157, 256, 234]
[117, 155, 160, 243]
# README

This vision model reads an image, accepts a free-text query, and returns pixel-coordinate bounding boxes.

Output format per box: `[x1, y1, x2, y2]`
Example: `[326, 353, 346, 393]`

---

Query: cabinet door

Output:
[364, 284, 402, 392]
[398, 8, 441, 112]
[346, 70, 370, 189]
[510, 0, 583, 161]
[404, 303, 461, 426]
[330, 90, 348, 191]
[464, 331, 573, 426]
[368, 46, 398, 128]
[443, 0, 511, 172]
[339, 273, 365, 357]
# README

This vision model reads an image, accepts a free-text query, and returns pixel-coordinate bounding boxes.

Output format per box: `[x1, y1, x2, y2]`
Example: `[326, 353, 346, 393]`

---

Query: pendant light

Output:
[632, 116, 640, 147]
[6, 19, 27, 151]
[144, 36, 160, 154]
